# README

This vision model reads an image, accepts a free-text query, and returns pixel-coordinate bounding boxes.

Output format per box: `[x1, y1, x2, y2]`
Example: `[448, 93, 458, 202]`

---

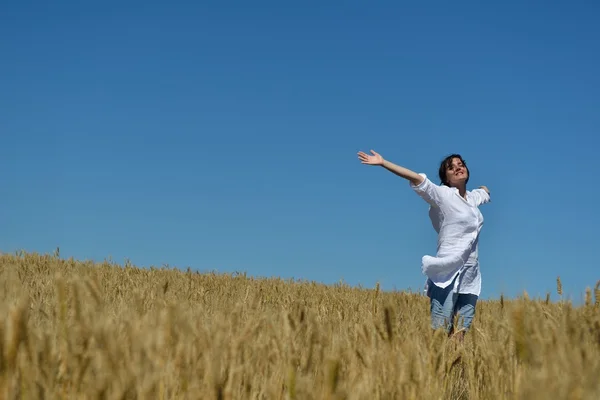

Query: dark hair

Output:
[438, 154, 469, 187]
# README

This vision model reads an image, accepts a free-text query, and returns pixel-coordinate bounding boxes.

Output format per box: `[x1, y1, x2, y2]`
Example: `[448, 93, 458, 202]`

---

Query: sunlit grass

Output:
[0, 251, 599, 399]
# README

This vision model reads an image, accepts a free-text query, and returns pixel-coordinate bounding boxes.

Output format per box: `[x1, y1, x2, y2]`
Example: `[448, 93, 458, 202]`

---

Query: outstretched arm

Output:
[471, 185, 491, 206]
[357, 149, 448, 207]
[357, 150, 424, 186]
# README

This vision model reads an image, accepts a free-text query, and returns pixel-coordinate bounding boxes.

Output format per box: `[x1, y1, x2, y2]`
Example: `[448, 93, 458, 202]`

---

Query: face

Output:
[445, 157, 468, 187]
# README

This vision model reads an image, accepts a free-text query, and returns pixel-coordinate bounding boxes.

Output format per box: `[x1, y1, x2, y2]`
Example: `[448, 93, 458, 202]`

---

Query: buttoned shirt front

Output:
[410, 173, 491, 296]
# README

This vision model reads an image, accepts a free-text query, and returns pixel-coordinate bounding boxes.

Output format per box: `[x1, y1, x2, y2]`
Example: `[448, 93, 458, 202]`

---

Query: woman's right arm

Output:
[357, 149, 447, 207]
[381, 159, 425, 186]
[357, 150, 424, 186]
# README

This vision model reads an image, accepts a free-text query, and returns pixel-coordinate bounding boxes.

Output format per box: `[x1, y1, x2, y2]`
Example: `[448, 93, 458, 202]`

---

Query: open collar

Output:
[450, 186, 473, 206]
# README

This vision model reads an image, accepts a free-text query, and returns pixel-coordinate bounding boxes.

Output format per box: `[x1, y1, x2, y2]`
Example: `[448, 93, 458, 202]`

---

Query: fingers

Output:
[358, 150, 377, 158]
[357, 153, 371, 163]
[357, 149, 380, 165]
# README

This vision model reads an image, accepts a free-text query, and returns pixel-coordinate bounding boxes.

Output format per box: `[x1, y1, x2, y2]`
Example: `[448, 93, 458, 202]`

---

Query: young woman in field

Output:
[357, 150, 491, 341]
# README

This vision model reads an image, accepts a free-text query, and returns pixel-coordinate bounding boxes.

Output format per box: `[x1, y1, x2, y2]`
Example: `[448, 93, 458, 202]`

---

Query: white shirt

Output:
[409, 173, 491, 296]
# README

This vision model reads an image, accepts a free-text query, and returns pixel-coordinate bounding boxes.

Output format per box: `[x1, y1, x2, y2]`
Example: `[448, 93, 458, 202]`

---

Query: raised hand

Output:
[357, 150, 384, 166]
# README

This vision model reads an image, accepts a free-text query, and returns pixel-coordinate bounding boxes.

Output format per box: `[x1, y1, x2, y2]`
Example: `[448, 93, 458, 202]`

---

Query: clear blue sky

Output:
[2, 1, 599, 303]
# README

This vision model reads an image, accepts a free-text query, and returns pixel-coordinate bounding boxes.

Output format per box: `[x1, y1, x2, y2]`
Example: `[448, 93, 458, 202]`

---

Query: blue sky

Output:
[2, 1, 599, 303]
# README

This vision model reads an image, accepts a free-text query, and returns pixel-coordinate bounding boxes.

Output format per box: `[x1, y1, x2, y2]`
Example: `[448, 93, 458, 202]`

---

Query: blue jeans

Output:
[427, 277, 478, 333]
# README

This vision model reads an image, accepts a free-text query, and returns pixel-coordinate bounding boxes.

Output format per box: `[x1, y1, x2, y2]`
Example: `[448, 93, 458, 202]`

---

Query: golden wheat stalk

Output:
[0, 252, 598, 399]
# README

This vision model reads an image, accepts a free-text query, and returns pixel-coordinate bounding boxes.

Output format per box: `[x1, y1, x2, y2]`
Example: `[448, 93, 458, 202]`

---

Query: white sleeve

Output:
[470, 188, 491, 206]
[409, 173, 449, 207]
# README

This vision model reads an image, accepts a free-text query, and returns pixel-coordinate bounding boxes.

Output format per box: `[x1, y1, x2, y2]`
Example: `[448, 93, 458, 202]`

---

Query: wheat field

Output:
[0, 251, 599, 399]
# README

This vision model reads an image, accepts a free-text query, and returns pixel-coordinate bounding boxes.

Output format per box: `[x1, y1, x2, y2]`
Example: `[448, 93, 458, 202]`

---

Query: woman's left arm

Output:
[472, 185, 491, 206]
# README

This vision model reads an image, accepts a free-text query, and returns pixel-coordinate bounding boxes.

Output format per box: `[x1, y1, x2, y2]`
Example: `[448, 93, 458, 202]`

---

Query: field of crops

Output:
[0, 251, 599, 399]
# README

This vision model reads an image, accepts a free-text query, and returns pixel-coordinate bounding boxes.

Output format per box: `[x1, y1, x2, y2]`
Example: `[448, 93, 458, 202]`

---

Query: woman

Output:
[357, 149, 491, 340]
